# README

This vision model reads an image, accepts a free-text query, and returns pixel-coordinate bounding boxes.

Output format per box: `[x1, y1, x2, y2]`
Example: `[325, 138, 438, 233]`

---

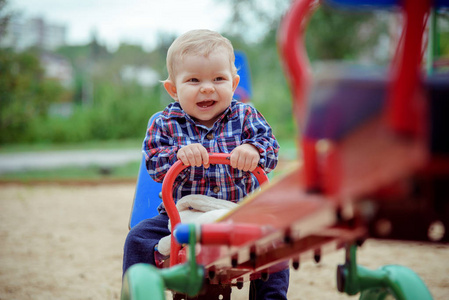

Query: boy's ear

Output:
[232, 75, 240, 93]
[163, 80, 178, 101]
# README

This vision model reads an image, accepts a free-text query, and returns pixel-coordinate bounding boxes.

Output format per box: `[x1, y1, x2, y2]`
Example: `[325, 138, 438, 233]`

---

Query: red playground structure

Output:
[122, 0, 449, 299]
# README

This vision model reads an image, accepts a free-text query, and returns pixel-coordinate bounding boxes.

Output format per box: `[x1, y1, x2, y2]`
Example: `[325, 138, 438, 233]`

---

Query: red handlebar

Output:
[161, 152, 269, 266]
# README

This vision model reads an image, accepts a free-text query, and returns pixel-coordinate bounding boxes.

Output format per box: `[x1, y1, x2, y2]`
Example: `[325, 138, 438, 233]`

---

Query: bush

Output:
[23, 83, 166, 144]
[0, 49, 66, 144]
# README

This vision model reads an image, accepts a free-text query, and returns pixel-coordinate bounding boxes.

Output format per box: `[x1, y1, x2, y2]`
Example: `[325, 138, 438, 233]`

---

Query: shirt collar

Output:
[164, 99, 240, 125]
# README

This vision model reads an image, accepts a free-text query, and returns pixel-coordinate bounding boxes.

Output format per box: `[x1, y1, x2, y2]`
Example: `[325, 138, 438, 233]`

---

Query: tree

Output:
[220, 0, 388, 62]
[220, 0, 290, 43]
[305, 5, 388, 62]
[0, 0, 12, 42]
[0, 49, 66, 143]
[0, 1, 64, 143]
[0, 0, 8, 35]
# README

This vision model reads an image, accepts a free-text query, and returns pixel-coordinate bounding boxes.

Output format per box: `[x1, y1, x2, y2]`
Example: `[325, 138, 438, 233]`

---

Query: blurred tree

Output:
[437, 12, 449, 59]
[219, 0, 290, 43]
[306, 5, 388, 62]
[52, 40, 166, 143]
[0, 0, 11, 40]
[153, 31, 178, 78]
[57, 44, 92, 105]
[0, 49, 65, 143]
[114, 43, 148, 65]
[220, 0, 388, 62]
[88, 30, 110, 61]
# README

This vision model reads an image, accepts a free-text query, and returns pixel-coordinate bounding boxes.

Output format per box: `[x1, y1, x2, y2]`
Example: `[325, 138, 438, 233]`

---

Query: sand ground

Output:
[0, 184, 448, 300]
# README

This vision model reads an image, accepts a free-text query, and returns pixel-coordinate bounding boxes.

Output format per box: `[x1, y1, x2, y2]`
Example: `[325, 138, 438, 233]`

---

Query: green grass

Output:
[0, 138, 297, 155]
[0, 161, 141, 182]
[0, 138, 297, 183]
[0, 138, 144, 154]
[278, 139, 298, 161]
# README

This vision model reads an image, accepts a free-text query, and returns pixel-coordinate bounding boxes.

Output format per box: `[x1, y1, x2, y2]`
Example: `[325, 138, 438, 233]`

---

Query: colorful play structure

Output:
[122, 0, 449, 299]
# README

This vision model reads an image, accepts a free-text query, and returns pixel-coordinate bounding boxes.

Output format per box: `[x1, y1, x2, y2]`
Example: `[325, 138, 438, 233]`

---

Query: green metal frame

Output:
[121, 224, 204, 300]
[337, 244, 433, 300]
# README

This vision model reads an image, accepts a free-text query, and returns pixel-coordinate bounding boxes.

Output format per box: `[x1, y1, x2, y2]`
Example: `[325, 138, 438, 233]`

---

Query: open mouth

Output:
[197, 100, 216, 108]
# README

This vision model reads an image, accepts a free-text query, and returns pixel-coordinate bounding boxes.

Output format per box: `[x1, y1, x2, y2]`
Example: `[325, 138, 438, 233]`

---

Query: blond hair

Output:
[165, 29, 237, 81]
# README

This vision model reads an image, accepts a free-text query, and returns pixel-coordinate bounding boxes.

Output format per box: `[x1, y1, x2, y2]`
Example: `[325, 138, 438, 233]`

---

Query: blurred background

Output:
[1, 0, 448, 181]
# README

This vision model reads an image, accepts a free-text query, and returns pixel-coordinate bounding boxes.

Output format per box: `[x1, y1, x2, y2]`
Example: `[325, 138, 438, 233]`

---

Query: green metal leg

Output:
[121, 264, 166, 300]
[121, 224, 204, 300]
[337, 244, 433, 300]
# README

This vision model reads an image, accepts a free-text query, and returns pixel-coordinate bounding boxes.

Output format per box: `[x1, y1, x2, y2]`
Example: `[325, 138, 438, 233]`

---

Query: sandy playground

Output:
[0, 183, 448, 300]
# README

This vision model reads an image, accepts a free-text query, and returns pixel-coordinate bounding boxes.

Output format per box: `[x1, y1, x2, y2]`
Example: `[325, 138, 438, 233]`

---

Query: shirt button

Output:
[213, 186, 220, 193]
[206, 133, 214, 140]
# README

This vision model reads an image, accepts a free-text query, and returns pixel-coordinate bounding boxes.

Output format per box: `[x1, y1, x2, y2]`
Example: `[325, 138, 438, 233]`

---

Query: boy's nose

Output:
[200, 84, 214, 93]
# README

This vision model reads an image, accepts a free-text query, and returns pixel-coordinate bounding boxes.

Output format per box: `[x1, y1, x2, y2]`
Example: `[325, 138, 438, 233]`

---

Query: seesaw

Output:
[122, 0, 449, 299]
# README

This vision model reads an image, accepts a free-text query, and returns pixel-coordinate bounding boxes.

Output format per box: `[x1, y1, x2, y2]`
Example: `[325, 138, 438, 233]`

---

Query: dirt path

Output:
[0, 184, 448, 300]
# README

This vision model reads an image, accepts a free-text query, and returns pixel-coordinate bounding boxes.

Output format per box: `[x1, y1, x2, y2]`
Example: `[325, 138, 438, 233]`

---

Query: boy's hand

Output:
[177, 143, 210, 168]
[230, 144, 260, 172]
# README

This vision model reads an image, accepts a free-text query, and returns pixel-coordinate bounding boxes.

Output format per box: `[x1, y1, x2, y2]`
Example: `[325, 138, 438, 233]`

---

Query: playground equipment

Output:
[129, 50, 254, 229]
[122, 0, 449, 299]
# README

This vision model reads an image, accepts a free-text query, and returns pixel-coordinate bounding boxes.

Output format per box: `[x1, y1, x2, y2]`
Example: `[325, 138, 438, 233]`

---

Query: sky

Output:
[9, 0, 232, 51]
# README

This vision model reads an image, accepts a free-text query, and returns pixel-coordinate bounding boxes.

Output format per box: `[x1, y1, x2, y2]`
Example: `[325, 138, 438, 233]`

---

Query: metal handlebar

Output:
[161, 152, 269, 266]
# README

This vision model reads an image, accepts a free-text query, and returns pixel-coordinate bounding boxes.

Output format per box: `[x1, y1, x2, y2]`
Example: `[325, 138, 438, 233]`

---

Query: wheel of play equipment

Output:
[121, 263, 166, 300]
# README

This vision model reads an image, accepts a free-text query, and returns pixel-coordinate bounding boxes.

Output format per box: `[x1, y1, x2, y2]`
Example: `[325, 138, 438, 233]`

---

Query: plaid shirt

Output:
[143, 99, 279, 206]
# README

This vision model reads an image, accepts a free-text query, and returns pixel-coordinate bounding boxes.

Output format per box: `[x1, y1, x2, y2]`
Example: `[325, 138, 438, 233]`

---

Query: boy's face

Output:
[164, 49, 240, 128]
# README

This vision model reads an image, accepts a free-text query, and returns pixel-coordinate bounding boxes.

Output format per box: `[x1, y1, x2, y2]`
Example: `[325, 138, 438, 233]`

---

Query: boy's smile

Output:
[164, 49, 240, 128]
[198, 100, 215, 108]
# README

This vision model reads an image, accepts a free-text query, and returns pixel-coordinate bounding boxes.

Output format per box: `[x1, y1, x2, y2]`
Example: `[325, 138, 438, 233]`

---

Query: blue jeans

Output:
[123, 213, 289, 299]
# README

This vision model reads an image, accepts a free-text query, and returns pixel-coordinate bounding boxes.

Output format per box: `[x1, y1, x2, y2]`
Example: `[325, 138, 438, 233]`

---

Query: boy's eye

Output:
[187, 78, 199, 82]
[215, 77, 225, 81]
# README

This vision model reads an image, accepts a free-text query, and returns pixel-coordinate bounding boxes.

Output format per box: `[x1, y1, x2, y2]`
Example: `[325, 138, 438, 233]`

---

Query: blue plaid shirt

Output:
[143, 99, 279, 206]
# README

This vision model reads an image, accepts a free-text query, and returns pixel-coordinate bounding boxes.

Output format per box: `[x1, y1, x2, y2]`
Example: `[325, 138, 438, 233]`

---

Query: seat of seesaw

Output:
[297, 63, 448, 197]
[304, 63, 388, 141]
[193, 165, 365, 283]
[304, 63, 449, 146]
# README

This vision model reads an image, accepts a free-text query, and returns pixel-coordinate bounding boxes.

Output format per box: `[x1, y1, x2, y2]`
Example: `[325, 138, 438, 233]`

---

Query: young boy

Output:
[123, 29, 289, 299]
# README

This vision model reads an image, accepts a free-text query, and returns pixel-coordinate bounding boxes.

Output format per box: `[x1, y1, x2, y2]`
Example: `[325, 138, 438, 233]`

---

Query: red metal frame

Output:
[278, 0, 432, 195]
[386, 0, 431, 136]
[161, 153, 269, 266]
[278, 0, 323, 192]
[278, 0, 316, 127]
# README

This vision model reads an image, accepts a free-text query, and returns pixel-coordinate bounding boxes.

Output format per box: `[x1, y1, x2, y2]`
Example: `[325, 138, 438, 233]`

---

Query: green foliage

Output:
[0, 44, 165, 144]
[306, 5, 388, 62]
[0, 49, 66, 143]
[0, 14, 167, 145]
[241, 28, 296, 140]
[0, 0, 11, 39]
[25, 83, 165, 144]
[0, 160, 141, 181]
[437, 13, 449, 59]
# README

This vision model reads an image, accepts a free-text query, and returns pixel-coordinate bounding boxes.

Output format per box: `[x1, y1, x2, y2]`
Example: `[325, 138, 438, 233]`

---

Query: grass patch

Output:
[0, 138, 297, 155]
[0, 138, 143, 154]
[0, 161, 141, 182]
[0, 138, 297, 182]
[278, 139, 298, 161]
